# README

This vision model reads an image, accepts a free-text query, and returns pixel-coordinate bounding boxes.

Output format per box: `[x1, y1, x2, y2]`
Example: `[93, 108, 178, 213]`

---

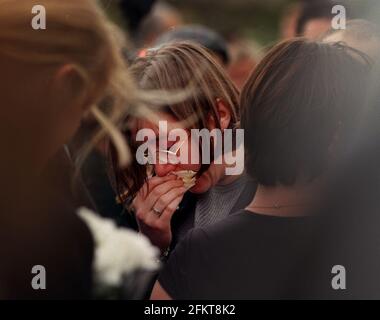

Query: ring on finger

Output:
[152, 207, 162, 217]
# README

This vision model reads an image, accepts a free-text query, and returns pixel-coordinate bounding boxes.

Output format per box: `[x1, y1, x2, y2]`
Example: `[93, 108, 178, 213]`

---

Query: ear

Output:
[52, 64, 90, 113]
[208, 98, 232, 130]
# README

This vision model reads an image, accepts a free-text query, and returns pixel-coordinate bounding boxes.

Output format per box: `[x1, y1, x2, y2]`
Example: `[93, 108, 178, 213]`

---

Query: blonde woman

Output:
[0, 0, 136, 298]
[109, 42, 256, 256]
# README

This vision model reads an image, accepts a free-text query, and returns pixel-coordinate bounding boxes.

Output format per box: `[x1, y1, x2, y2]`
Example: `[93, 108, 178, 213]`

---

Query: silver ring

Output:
[152, 207, 162, 217]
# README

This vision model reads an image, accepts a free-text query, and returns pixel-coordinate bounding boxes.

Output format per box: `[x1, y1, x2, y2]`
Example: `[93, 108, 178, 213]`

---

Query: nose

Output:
[154, 163, 177, 177]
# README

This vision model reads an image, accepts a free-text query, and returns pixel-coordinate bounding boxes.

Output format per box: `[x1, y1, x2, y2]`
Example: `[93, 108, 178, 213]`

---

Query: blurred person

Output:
[151, 39, 370, 299]
[134, 1, 183, 48]
[280, 2, 302, 39]
[323, 19, 380, 62]
[225, 33, 260, 90]
[294, 68, 380, 299]
[154, 25, 230, 67]
[0, 0, 137, 299]
[109, 42, 256, 257]
[297, 0, 340, 39]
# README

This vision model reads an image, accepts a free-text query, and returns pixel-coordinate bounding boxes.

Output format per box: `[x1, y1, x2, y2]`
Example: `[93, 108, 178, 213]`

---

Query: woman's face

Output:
[135, 112, 228, 194]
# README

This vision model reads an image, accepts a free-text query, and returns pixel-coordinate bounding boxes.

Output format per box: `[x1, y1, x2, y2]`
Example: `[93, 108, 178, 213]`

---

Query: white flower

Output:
[77, 207, 159, 288]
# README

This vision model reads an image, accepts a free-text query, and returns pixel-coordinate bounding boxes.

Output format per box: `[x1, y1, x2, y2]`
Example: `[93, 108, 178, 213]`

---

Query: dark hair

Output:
[154, 25, 230, 65]
[296, 0, 341, 36]
[240, 38, 370, 186]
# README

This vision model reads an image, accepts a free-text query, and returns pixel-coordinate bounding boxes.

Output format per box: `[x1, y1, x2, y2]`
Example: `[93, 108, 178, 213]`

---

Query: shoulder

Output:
[195, 209, 256, 238]
[177, 210, 254, 256]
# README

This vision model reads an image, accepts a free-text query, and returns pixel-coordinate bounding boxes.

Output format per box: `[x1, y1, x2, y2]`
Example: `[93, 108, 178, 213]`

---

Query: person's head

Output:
[241, 38, 370, 187]
[297, 0, 338, 39]
[225, 34, 259, 90]
[111, 42, 240, 199]
[0, 0, 135, 170]
[154, 25, 230, 66]
[323, 19, 380, 62]
[135, 1, 183, 47]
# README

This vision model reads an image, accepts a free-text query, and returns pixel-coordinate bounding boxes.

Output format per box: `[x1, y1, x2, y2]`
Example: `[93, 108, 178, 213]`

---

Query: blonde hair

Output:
[111, 41, 240, 199]
[0, 0, 138, 166]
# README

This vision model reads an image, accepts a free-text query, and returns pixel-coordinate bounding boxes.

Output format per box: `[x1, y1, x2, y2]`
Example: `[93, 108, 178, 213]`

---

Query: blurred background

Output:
[100, 0, 379, 45]
[95, 0, 380, 92]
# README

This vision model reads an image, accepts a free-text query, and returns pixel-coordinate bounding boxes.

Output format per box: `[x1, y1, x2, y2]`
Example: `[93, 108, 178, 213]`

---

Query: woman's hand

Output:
[132, 175, 186, 252]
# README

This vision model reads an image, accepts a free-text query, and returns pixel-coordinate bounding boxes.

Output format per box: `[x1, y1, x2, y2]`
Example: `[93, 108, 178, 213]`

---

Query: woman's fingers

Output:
[153, 186, 187, 213]
[139, 175, 176, 199]
[160, 194, 185, 225]
[143, 192, 185, 235]
[143, 179, 184, 211]
[133, 176, 183, 222]
[133, 176, 186, 252]
[133, 175, 175, 213]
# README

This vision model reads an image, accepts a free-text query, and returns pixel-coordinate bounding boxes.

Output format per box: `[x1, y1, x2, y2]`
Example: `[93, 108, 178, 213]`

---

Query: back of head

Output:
[241, 38, 370, 186]
[0, 0, 132, 101]
[0, 0, 138, 169]
[155, 25, 230, 66]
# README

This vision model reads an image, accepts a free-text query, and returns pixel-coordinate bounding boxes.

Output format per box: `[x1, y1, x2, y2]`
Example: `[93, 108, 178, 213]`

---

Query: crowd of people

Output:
[1, 0, 380, 299]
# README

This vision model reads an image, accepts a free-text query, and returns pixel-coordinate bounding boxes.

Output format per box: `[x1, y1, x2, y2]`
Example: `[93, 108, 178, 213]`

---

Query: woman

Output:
[151, 39, 370, 299]
[0, 0, 136, 298]
[110, 42, 256, 255]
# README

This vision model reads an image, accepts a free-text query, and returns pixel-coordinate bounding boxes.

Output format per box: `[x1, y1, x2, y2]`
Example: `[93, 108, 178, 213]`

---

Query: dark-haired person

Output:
[151, 39, 370, 299]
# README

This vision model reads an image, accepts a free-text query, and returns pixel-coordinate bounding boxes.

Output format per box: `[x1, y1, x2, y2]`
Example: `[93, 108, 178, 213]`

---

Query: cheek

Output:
[189, 164, 226, 194]
[190, 174, 212, 194]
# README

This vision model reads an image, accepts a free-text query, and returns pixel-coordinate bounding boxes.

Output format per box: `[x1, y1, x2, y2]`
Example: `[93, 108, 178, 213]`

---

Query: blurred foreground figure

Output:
[297, 69, 380, 299]
[0, 0, 135, 299]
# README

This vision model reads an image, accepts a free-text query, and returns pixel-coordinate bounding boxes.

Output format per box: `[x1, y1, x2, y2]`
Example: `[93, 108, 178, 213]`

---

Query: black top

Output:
[170, 179, 257, 252]
[0, 149, 94, 299]
[159, 210, 313, 299]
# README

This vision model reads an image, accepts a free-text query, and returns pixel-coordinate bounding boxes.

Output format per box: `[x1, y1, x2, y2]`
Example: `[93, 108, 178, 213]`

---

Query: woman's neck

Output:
[217, 170, 241, 186]
[246, 182, 321, 217]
